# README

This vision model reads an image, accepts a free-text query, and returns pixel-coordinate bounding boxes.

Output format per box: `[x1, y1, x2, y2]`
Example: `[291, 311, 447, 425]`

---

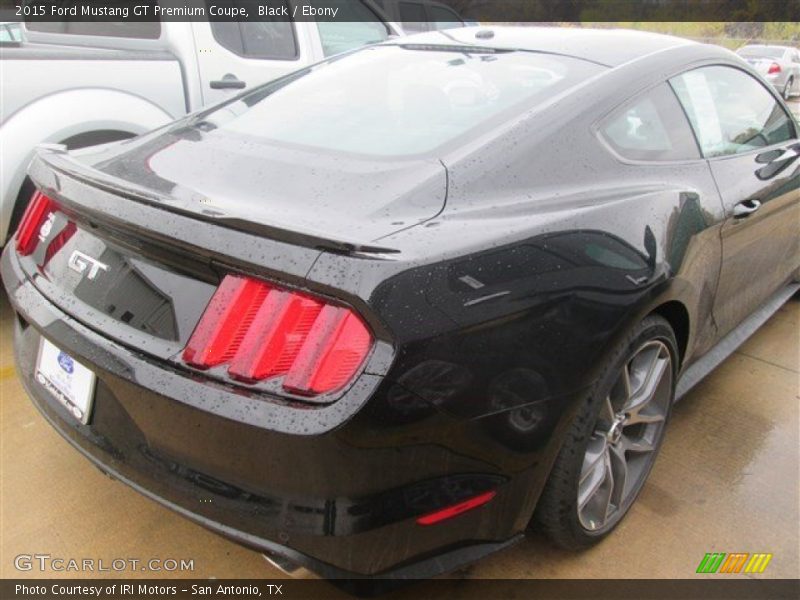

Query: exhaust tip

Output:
[262, 550, 318, 579]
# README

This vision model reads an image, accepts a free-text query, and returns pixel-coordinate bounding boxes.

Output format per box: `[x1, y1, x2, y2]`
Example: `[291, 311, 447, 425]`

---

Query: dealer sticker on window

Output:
[35, 338, 96, 425]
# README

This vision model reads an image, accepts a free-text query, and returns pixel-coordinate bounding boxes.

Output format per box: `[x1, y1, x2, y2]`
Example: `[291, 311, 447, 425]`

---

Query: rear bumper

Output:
[2, 245, 539, 578]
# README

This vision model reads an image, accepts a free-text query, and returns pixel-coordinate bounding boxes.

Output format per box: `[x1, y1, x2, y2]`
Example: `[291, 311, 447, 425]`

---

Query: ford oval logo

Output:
[57, 351, 74, 374]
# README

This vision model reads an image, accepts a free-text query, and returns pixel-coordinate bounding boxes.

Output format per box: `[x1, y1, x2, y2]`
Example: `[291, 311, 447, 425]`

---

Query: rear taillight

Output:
[183, 275, 373, 398]
[768, 62, 781, 74]
[15, 191, 57, 256]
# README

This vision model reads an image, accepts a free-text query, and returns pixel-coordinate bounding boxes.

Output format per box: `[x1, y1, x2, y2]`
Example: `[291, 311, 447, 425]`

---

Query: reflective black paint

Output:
[3, 31, 799, 579]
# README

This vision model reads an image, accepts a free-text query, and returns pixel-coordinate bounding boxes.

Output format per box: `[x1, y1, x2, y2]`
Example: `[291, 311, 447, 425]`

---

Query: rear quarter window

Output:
[600, 83, 701, 161]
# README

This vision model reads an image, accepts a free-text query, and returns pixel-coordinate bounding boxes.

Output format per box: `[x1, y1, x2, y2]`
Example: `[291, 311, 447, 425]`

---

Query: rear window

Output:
[208, 45, 603, 156]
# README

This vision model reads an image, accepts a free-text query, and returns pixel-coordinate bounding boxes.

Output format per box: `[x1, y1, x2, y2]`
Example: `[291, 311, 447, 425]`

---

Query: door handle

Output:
[210, 74, 246, 90]
[733, 199, 761, 219]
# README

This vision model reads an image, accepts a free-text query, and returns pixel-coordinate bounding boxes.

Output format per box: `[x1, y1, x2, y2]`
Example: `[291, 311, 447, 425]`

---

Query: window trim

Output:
[356, 0, 394, 37]
[667, 62, 798, 162]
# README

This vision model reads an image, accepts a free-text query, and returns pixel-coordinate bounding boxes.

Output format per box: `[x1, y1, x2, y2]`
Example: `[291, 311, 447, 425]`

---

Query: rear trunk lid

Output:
[19, 128, 442, 361]
[62, 123, 447, 250]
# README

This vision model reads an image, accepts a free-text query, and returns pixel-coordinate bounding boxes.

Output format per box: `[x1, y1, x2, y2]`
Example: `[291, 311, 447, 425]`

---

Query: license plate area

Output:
[35, 338, 96, 424]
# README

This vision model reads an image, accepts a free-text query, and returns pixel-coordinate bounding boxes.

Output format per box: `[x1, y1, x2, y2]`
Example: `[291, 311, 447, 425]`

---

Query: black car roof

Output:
[395, 26, 696, 67]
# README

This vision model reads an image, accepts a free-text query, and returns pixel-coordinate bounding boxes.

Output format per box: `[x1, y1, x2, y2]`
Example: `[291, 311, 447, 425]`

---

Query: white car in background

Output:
[737, 44, 800, 100]
[0, 1, 401, 243]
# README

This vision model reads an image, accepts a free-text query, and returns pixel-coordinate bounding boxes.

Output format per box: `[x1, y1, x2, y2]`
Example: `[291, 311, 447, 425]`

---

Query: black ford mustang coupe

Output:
[3, 27, 799, 580]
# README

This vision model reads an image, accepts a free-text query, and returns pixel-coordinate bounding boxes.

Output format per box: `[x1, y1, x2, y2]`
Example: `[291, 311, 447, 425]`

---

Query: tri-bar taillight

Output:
[15, 191, 57, 256]
[183, 275, 373, 398]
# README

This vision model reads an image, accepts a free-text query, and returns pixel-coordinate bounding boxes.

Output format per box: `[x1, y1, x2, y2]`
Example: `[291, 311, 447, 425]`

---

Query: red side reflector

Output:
[15, 191, 57, 256]
[183, 274, 373, 397]
[416, 490, 497, 526]
[768, 62, 781, 74]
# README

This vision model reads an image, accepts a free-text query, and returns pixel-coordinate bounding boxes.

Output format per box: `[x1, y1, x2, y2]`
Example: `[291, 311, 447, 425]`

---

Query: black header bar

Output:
[0, 0, 798, 23]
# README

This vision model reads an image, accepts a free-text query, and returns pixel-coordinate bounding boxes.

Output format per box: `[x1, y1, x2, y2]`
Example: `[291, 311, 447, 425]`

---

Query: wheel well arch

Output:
[650, 300, 690, 366]
[0, 87, 175, 240]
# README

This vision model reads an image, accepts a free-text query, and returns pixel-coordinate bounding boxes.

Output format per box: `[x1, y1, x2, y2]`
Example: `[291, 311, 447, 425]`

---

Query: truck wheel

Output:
[534, 315, 677, 549]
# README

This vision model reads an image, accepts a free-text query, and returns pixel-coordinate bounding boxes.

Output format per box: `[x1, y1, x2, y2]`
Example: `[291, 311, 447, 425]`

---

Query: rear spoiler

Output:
[32, 147, 401, 257]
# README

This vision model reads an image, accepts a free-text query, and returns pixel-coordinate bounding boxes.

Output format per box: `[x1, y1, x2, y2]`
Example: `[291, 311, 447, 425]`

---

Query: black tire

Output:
[533, 314, 678, 549]
[785, 77, 794, 101]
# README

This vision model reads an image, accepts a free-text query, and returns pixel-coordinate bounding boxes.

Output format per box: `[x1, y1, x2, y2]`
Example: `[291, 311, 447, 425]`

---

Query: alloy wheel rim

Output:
[577, 340, 672, 532]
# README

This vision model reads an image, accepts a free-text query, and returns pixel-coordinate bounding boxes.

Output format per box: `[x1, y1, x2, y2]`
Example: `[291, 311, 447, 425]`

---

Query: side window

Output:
[315, 0, 390, 57]
[670, 66, 795, 158]
[208, 1, 297, 60]
[26, 21, 160, 39]
[600, 84, 701, 161]
[399, 2, 429, 33]
[429, 5, 465, 30]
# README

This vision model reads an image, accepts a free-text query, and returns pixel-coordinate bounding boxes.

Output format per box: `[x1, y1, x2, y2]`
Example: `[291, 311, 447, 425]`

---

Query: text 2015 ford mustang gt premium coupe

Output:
[3, 27, 799, 580]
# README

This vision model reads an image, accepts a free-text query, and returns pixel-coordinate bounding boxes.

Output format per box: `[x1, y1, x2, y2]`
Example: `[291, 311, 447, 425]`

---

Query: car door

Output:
[191, 0, 310, 106]
[670, 65, 800, 337]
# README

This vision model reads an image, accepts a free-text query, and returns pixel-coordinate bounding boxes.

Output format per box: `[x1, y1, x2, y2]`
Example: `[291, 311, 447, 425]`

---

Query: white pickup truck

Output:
[0, 3, 401, 241]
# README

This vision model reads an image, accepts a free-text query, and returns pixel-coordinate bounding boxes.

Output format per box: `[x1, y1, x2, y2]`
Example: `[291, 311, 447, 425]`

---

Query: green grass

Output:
[571, 22, 800, 49]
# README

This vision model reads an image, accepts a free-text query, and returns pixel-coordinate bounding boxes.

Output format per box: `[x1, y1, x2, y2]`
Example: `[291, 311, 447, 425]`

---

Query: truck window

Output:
[399, 2, 428, 33]
[429, 5, 464, 30]
[208, 1, 297, 60]
[26, 21, 160, 39]
[315, 0, 391, 57]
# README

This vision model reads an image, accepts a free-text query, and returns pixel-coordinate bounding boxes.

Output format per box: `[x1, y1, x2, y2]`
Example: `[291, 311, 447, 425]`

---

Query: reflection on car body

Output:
[2, 26, 799, 582]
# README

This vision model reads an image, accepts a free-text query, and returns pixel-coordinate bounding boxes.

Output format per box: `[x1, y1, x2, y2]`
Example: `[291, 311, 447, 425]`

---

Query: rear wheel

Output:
[534, 315, 677, 548]
[784, 77, 794, 100]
